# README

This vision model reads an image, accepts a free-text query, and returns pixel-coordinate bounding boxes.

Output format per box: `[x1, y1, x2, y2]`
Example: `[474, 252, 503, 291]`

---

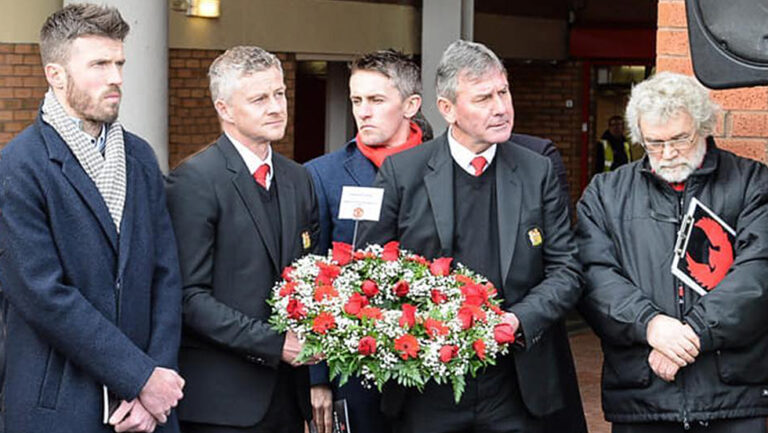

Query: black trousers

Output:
[393, 355, 542, 433]
[181, 367, 304, 433]
[613, 417, 767, 433]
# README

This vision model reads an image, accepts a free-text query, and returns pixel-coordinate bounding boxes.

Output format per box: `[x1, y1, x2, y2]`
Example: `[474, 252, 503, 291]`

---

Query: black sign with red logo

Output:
[672, 198, 736, 296]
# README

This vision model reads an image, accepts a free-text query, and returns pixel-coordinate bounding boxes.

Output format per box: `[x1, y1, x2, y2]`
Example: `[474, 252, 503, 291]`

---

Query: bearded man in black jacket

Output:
[577, 72, 768, 433]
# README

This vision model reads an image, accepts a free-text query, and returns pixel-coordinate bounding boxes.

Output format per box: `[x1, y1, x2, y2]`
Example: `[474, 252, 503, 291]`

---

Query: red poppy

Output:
[286, 299, 306, 320]
[393, 280, 410, 297]
[457, 304, 486, 330]
[312, 312, 336, 334]
[279, 282, 297, 297]
[473, 339, 486, 360]
[316, 261, 341, 285]
[361, 280, 380, 297]
[429, 257, 453, 276]
[439, 344, 459, 363]
[357, 306, 383, 321]
[399, 304, 417, 329]
[430, 289, 448, 305]
[314, 284, 339, 302]
[332, 242, 353, 266]
[493, 323, 516, 344]
[382, 241, 400, 261]
[344, 292, 369, 316]
[394, 334, 419, 360]
[282, 266, 295, 282]
[358, 336, 377, 356]
[425, 318, 449, 338]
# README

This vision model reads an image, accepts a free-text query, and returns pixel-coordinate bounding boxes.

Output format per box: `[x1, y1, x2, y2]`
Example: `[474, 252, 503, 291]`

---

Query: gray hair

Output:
[208, 46, 283, 103]
[436, 40, 506, 102]
[625, 72, 719, 144]
[40, 3, 130, 66]
[350, 49, 422, 100]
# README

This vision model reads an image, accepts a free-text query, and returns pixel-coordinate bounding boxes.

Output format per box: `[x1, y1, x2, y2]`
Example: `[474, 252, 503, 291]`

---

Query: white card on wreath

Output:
[338, 186, 384, 221]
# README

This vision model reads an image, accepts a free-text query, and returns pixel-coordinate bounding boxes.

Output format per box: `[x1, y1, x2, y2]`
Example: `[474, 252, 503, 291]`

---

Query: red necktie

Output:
[470, 156, 487, 176]
[254, 164, 270, 189]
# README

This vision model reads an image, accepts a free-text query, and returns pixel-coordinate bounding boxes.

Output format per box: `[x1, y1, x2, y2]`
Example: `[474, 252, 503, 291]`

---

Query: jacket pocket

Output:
[716, 336, 768, 384]
[38, 348, 65, 409]
[602, 345, 652, 389]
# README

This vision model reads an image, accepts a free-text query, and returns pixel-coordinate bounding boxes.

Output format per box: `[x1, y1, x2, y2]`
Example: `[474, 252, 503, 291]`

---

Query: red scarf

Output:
[356, 121, 423, 168]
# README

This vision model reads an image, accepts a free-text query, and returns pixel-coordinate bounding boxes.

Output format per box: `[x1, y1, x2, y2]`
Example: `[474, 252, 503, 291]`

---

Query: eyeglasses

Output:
[642, 131, 698, 154]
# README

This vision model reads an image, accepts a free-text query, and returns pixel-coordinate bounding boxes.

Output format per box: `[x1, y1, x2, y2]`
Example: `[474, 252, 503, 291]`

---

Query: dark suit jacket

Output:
[358, 132, 583, 418]
[0, 116, 182, 433]
[166, 135, 319, 427]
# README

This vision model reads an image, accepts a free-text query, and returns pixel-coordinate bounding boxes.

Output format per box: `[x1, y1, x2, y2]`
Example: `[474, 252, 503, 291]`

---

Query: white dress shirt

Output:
[226, 132, 274, 190]
[447, 126, 497, 176]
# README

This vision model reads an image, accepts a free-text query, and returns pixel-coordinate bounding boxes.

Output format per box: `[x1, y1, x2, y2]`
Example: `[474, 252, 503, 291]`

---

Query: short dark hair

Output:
[40, 3, 130, 65]
[608, 115, 624, 126]
[349, 49, 422, 100]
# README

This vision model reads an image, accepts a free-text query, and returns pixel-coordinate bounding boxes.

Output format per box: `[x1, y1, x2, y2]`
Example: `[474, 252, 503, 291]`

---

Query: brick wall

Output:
[657, 0, 768, 163]
[168, 49, 297, 169]
[0, 43, 47, 148]
[508, 60, 585, 205]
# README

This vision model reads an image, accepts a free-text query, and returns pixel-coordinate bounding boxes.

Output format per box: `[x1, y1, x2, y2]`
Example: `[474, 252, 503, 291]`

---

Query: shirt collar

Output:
[225, 132, 274, 189]
[70, 117, 107, 152]
[447, 126, 497, 176]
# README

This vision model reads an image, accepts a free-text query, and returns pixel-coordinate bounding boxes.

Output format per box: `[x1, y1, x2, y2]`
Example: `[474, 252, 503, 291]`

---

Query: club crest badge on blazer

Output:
[302, 231, 312, 249]
[527, 227, 543, 247]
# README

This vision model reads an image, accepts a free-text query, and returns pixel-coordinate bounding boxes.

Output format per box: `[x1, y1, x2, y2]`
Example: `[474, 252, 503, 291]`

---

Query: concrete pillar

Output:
[325, 61, 355, 153]
[65, 0, 169, 172]
[421, 0, 473, 136]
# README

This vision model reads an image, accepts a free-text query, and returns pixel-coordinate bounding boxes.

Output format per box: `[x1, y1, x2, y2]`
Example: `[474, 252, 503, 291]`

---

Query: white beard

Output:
[650, 141, 707, 183]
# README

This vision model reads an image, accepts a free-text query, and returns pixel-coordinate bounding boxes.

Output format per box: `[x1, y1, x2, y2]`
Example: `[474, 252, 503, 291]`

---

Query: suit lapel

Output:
[43, 121, 119, 252]
[218, 136, 280, 271]
[274, 154, 298, 269]
[496, 143, 521, 283]
[116, 154, 135, 275]
[424, 135, 454, 255]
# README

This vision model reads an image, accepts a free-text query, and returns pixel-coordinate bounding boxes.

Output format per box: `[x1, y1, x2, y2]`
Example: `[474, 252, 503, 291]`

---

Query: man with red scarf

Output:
[304, 49, 429, 433]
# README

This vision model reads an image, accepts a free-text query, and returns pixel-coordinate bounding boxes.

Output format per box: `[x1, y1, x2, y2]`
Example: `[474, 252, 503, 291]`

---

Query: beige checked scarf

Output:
[42, 90, 126, 232]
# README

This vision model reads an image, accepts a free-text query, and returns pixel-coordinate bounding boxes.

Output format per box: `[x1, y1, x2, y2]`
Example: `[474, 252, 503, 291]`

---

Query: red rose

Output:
[286, 299, 306, 320]
[332, 242, 353, 266]
[279, 282, 297, 297]
[454, 274, 475, 286]
[473, 339, 486, 360]
[399, 304, 417, 329]
[429, 257, 453, 276]
[282, 266, 295, 282]
[430, 289, 447, 305]
[353, 251, 367, 260]
[394, 334, 419, 360]
[314, 284, 339, 302]
[439, 344, 459, 363]
[357, 306, 383, 321]
[344, 292, 369, 316]
[393, 280, 410, 297]
[457, 304, 486, 330]
[358, 336, 377, 356]
[424, 318, 449, 338]
[361, 280, 380, 297]
[461, 282, 489, 307]
[312, 312, 336, 334]
[382, 241, 400, 261]
[316, 261, 342, 285]
[489, 303, 505, 316]
[493, 323, 516, 344]
[406, 255, 429, 265]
